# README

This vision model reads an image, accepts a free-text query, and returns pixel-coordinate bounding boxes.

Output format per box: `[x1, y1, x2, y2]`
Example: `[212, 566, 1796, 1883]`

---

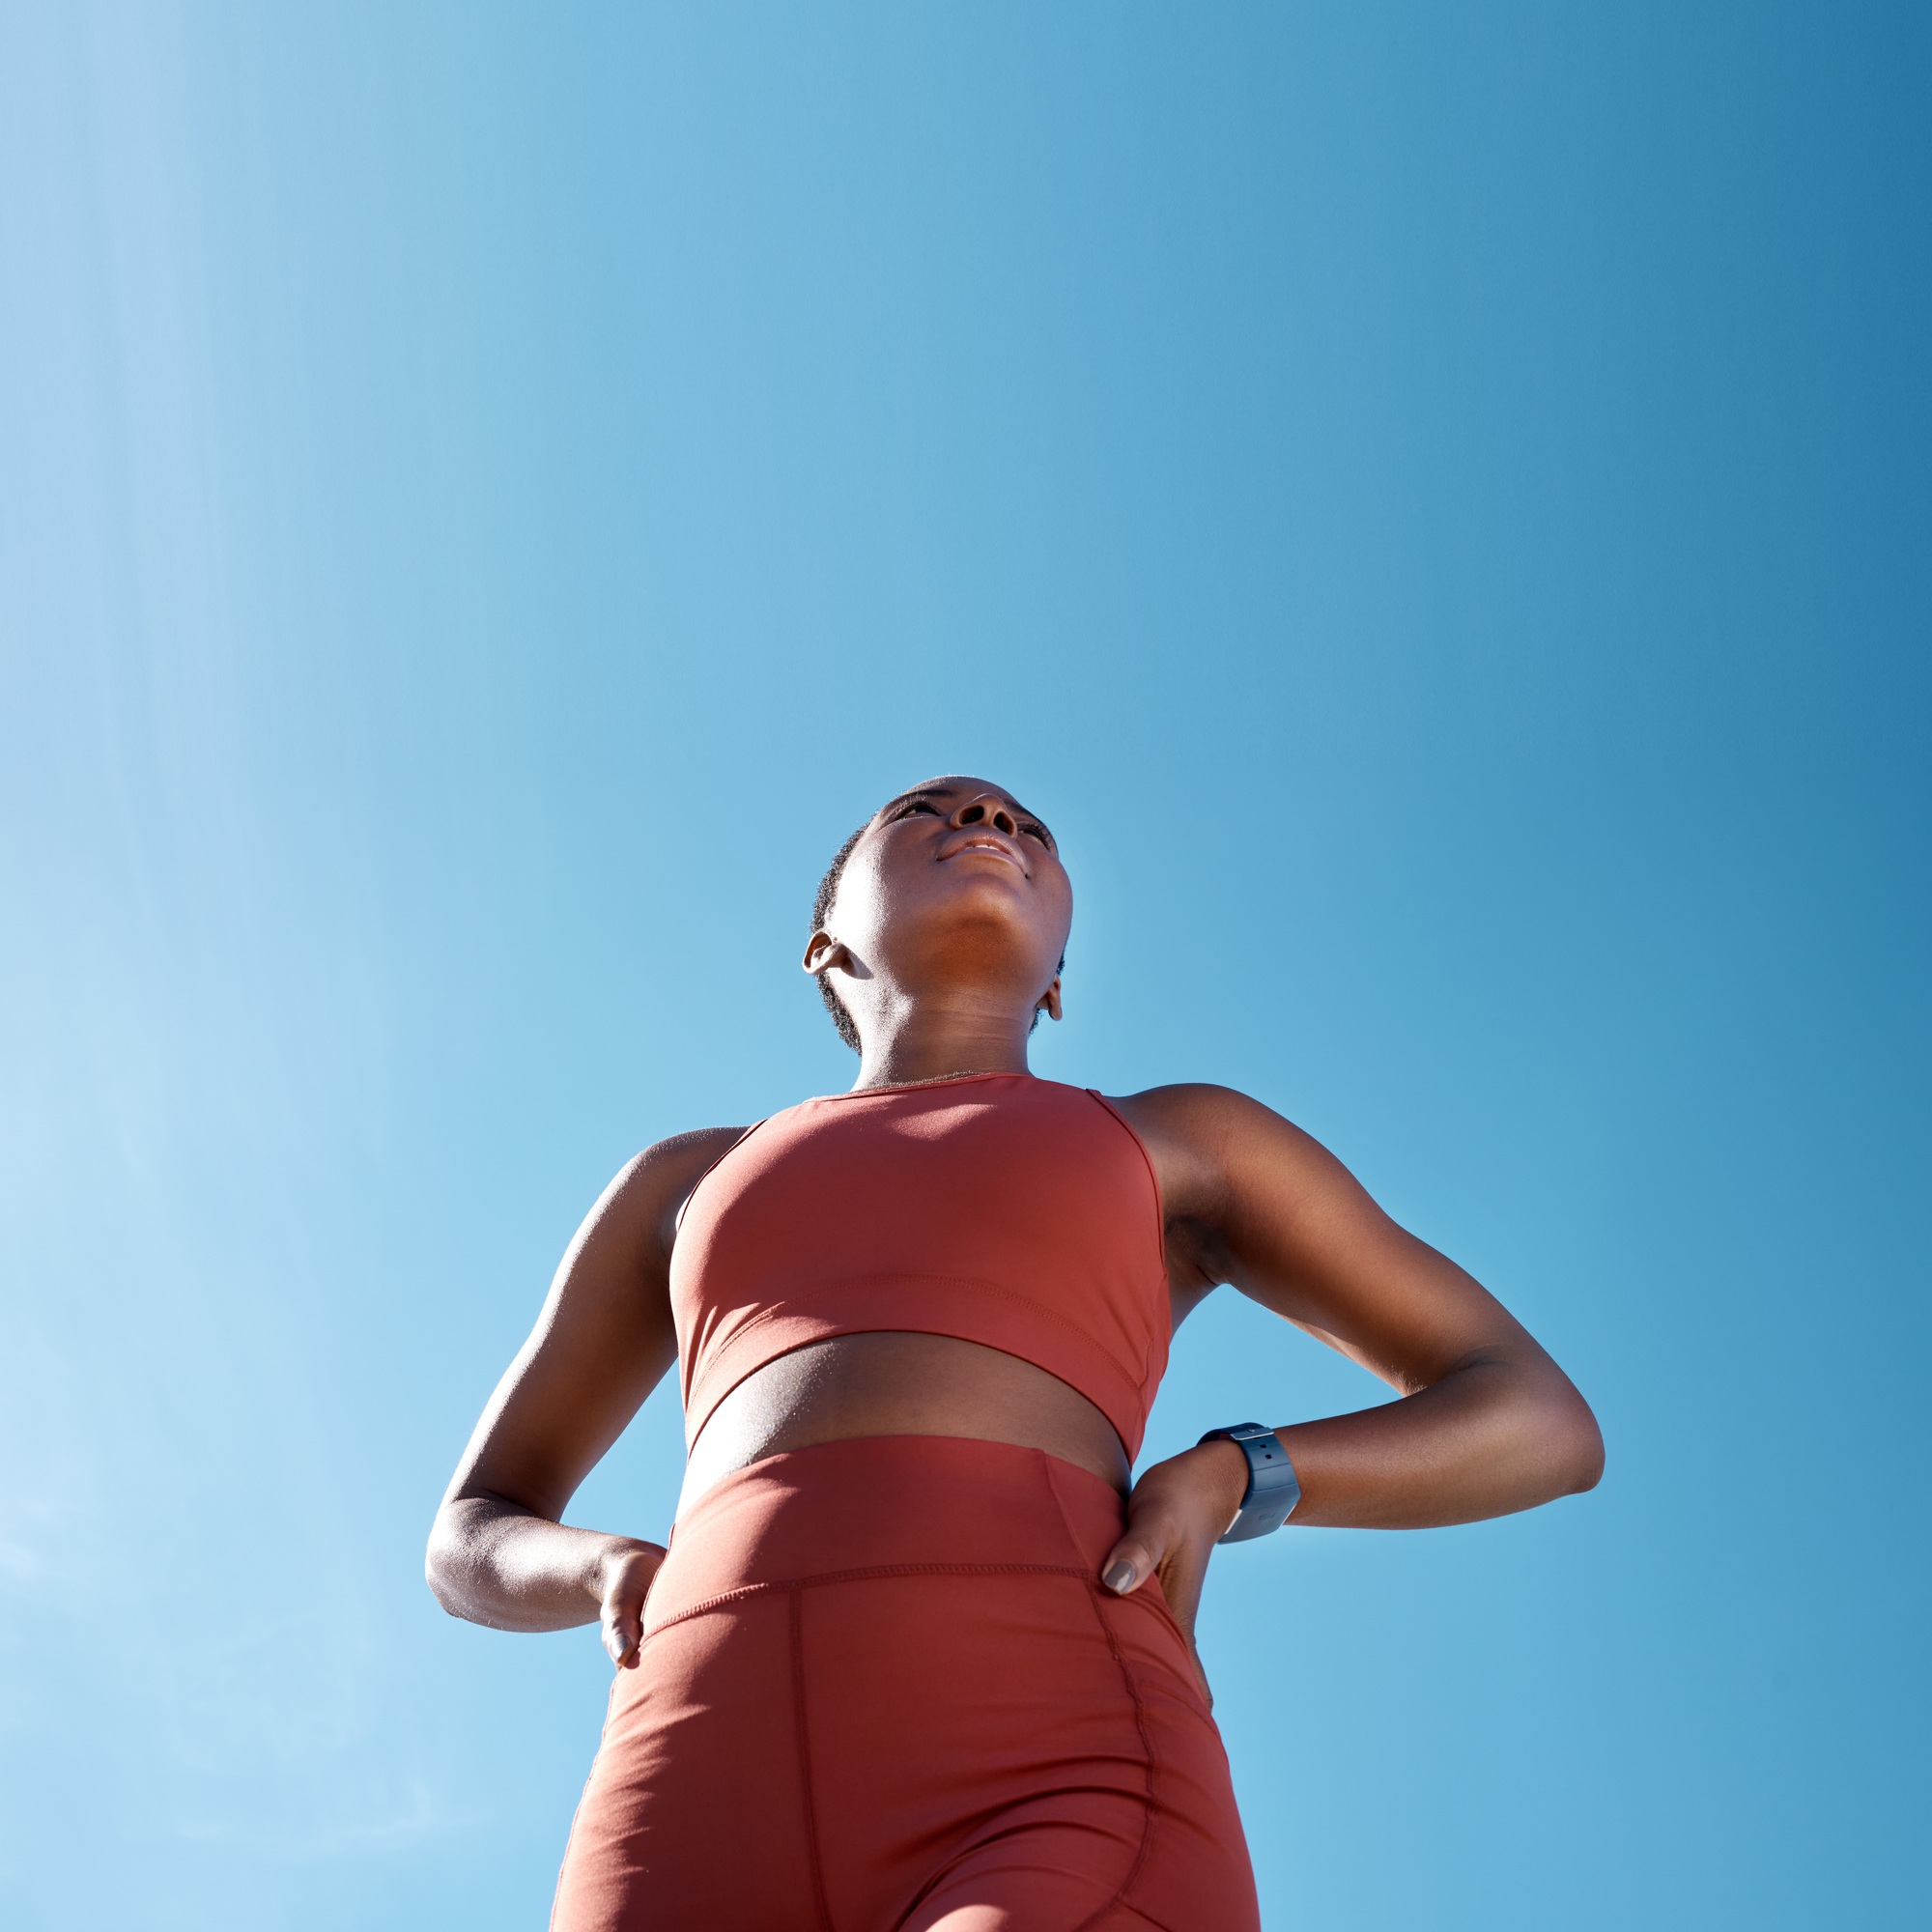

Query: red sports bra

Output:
[669, 1073, 1172, 1460]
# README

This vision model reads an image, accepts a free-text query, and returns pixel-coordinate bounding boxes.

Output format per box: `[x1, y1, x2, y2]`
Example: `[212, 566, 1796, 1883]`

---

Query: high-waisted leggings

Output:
[551, 1435, 1261, 1932]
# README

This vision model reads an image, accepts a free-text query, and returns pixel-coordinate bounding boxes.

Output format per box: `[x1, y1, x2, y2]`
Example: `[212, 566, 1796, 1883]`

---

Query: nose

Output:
[953, 794, 1019, 838]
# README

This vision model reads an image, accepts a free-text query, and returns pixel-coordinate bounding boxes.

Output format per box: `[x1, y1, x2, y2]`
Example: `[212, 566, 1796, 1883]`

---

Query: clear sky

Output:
[2, 5, 1926, 1928]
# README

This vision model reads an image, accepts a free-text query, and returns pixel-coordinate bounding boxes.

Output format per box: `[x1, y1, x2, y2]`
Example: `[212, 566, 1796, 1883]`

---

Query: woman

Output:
[427, 777, 1603, 1931]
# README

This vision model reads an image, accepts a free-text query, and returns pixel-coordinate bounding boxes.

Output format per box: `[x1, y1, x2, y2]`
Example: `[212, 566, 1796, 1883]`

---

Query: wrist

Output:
[1197, 1422, 1301, 1542]
[1193, 1437, 1254, 1532]
[589, 1534, 656, 1602]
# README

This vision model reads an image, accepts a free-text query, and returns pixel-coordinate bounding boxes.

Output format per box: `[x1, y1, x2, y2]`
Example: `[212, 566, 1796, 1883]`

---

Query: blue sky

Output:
[2, 5, 1926, 1927]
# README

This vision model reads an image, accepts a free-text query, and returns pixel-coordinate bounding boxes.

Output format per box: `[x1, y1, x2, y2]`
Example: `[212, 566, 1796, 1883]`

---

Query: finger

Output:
[602, 1605, 642, 1669]
[1100, 1511, 1175, 1596]
[1143, 1542, 1215, 1706]
[599, 1545, 664, 1667]
[1154, 1536, 1212, 1634]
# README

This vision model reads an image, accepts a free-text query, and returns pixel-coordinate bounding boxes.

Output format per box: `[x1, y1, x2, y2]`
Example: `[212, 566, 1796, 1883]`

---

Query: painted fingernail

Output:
[1103, 1560, 1136, 1593]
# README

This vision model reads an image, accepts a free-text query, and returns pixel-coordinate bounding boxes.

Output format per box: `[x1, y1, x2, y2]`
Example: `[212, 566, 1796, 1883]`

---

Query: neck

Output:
[851, 992, 1037, 1091]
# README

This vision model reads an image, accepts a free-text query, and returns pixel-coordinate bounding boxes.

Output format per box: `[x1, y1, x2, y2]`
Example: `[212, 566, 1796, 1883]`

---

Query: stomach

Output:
[676, 1332, 1133, 1519]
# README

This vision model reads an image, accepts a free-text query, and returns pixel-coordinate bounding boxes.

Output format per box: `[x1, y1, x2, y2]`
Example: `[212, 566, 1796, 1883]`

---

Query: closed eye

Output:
[1020, 819, 1053, 846]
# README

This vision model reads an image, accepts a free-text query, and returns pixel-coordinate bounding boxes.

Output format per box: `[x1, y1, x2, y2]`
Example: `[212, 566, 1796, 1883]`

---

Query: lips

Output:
[940, 834, 1027, 872]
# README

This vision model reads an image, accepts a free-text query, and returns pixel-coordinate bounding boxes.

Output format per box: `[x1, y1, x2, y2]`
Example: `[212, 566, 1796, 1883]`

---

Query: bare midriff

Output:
[676, 1332, 1133, 1520]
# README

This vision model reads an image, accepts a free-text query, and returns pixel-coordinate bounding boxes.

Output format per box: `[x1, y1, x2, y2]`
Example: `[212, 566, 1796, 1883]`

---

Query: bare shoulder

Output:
[630, 1122, 750, 1184]
[1105, 1083, 1344, 1218]
[1108, 1080, 1300, 1142]
[596, 1124, 749, 1266]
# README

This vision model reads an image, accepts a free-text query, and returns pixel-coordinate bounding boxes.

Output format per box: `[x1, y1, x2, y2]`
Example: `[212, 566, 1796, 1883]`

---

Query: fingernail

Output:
[1103, 1560, 1136, 1594]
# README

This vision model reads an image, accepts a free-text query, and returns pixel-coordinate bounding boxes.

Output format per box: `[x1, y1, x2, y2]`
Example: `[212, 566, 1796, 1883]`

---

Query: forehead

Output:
[872, 776, 1043, 824]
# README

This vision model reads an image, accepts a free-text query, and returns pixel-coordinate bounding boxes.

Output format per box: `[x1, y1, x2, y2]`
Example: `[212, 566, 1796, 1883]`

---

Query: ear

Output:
[803, 929, 849, 978]
[1038, 975, 1064, 1023]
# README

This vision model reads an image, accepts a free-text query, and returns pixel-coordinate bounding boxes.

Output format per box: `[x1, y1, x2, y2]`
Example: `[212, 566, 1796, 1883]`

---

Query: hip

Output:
[553, 1435, 1260, 1931]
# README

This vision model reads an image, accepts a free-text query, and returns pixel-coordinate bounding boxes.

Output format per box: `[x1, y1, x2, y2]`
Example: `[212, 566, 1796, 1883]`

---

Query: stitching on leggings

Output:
[1037, 1435, 1163, 1924]
[642, 1561, 1094, 1640]
[1070, 1589, 1160, 1932]
[1037, 1449, 1090, 1568]
[788, 1587, 838, 1932]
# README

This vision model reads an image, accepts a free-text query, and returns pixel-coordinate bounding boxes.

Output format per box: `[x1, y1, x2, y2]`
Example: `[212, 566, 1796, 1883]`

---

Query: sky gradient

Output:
[3, 5, 1928, 1927]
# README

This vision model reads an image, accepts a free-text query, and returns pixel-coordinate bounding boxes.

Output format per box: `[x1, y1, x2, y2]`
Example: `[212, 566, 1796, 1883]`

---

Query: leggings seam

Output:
[1037, 1446, 1161, 1928]
[788, 1586, 838, 1932]
[1071, 1591, 1160, 1932]
[642, 1561, 1094, 1641]
[1037, 1450, 1091, 1570]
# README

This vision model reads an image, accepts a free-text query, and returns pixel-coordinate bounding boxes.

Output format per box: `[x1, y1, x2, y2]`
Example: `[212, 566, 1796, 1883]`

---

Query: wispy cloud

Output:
[162, 1774, 464, 1861]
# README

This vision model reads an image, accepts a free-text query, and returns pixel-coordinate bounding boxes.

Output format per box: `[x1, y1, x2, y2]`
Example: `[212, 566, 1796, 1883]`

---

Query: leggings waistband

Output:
[646, 1434, 1128, 1635]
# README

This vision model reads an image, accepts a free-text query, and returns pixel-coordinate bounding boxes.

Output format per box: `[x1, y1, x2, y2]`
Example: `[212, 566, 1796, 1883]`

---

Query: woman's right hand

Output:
[597, 1539, 668, 1668]
[427, 1130, 742, 1650]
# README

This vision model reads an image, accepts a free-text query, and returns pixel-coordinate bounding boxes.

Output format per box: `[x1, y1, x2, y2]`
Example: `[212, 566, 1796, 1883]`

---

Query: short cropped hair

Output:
[809, 817, 1065, 1055]
[810, 823, 869, 1051]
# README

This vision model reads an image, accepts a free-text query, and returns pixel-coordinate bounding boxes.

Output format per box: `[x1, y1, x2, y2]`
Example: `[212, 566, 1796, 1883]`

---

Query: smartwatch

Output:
[1198, 1423, 1301, 1544]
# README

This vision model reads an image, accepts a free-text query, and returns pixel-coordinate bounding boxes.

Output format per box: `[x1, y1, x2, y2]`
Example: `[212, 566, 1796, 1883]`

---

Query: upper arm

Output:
[442, 1126, 744, 1520]
[1116, 1085, 1546, 1394]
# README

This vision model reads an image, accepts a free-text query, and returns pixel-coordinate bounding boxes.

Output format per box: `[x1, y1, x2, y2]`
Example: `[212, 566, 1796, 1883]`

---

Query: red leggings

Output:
[551, 1435, 1261, 1932]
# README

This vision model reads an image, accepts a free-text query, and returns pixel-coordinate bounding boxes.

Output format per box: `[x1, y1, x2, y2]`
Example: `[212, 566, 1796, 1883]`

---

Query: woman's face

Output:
[816, 777, 1073, 1017]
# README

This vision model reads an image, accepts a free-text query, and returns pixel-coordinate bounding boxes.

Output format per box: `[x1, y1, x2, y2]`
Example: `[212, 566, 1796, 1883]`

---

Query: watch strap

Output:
[1199, 1422, 1301, 1544]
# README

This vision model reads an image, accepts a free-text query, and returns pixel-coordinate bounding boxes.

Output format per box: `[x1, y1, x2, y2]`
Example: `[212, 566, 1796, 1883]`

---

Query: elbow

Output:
[423, 1511, 468, 1618]
[1547, 1385, 1605, 1498]
[1481, 1351, 1605, 1510]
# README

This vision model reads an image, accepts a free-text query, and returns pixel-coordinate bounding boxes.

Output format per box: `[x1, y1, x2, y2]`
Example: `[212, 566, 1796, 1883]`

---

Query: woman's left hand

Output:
[1098, 1439, 1251, 1705]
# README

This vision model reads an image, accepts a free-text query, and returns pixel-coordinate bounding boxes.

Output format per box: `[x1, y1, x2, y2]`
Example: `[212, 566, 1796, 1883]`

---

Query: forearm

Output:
[426, 1493, 659, 1632]
[1273, 1351, 1604, 1529]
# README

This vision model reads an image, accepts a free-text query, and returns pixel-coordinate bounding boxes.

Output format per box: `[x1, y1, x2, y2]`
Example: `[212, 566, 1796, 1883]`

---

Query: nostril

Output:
[992, 810, 1015, 835]
[960, 805, 984, 824]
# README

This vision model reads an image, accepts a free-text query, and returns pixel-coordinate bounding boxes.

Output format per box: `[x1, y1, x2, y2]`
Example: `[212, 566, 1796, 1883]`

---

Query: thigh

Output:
[802, 1570, 1148, 1927]
[909, 1893, 1168, 1931]
[900, 1830, 1175, 1931]
[551, 1595, 824, 1932]
[805, 1571, 1260, 1932]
